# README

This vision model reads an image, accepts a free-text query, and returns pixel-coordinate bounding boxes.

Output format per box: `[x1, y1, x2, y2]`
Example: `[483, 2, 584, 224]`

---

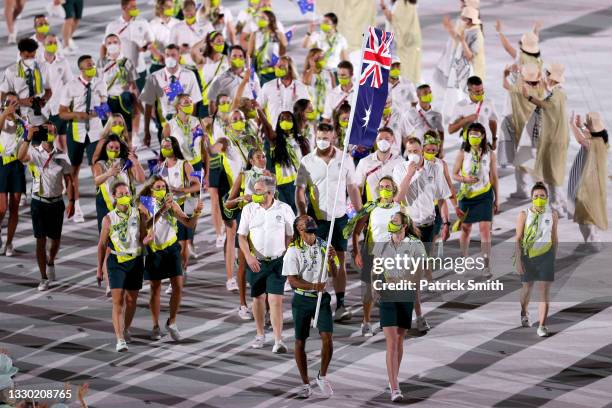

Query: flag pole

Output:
[312, 27, 370, 328]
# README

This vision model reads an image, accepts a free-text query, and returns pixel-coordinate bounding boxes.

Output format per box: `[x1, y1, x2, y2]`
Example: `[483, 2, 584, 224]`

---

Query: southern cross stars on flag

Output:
[296, 0, 314, 14]
[348, 27, 394, 149]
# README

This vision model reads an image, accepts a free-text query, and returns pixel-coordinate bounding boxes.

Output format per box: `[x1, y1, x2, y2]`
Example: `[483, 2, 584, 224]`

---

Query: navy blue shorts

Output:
[144, 241, 183, 281]
[108, 254, 144, 290]
[0, 160, 26, 193]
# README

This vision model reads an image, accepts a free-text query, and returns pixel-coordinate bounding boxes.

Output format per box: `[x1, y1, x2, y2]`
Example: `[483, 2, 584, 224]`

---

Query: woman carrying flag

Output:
[92, 114, 132, 163]
[138, 176, 203, 342]
[191, 31, 229, 118]
[158, 136, 201, 271]
[247, 9, 287, 85]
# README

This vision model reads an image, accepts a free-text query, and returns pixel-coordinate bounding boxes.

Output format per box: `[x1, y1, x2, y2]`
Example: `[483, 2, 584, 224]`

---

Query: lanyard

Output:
[418, 109, 434, 130]
[276, 79, 297, 99]
[117, 21, 131, 36]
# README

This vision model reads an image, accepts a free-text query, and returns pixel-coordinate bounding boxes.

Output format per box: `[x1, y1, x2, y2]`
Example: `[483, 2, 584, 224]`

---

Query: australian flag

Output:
[297, 0, 314, 14]
[347, 27, 394, 149]
[164, 80, 184, 102]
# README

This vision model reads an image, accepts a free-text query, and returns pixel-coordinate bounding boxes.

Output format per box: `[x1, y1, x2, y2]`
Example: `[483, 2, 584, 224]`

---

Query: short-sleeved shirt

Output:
[378, 237, 427, 281]
[282, 238, 329, 283]
[105, 17, 154, 72]
[169, 20, 213, 48]
[389, 77, 418, 111]
[322, 84, 354, 120]
[207, 69, 261, 103]
[355, 152, 405, 202]
[379, 110, 414, 151]
[59, 76, 107, 142]
[149, 16, 180, 49]
[257, 78, 310, 126]
[238, 199, 295, 258]
[140, 67, 202, 118]
[307, 31, 348, 70]
[406, 105, 444, 142]
[450, 97, 498, 143]
[29, 145, 71, 198]
[98, 56, 138, 97]
[296, 147, 356, 221]
[392, 159, 451, 226]
[0, 60, 51, 124]
[40, 55, 74, 116]
[0, 118, 22, 160]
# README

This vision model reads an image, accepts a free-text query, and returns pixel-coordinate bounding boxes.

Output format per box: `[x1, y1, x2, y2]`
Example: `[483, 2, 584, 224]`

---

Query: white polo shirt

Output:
[282, 237, 329, 284]
[257, 78, 310, 126]
[307, 31, 348, 71]
[98, 56, 138, 97]
[322, 84, 354, 120]
[149, 16, 180, 48]
[140, 67, 202, 118]
[105, 16, 153, 72]
[169, 20, 213, 48]
[450, 97, 498, 143]
[296, 147, 357, 221]
[238, 199, 295, 259]
[207, 69, 262, 103]
[59, 76, 107, 143]
[392, 159, 451, 226]
[0, 60, 51, 125]
[389, 77, 417, 110]
[406, 105, 444, 142]
[355, 152, 405, 201]
[40, 54, 73, 116]
[379, 110, 414, 151]
[29, 146, 71, 198]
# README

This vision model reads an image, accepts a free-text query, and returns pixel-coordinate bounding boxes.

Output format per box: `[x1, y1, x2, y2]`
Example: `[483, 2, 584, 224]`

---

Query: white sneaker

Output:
[7, 33, 17, 44]
[391, 389, 403, 402]
[537, 325, 549, 337]
[116, 339, 128, 352]
[416, 316, 431, 333]
[63, 45, 76, 55]
[165, 284, 173, 295]
[105, 285, 111, 297]
[123, 329, 132, 343]
[68, 38, 78, 49]
[166, 320, 182, 341]
[226, 277, 238, 292]
[47, 263, 56, 281]
[251, 335, 265, 349]
[73, 201, 85, 223]
[19, 195, 27, 207]
[215, 234, 225, 248]
[521, 313, 530, 328]
[482, 265, 492, 279]
[150, 326, 162, 341]
[361, 322, 374, 337]
[188, 242, 198, 259]
[272, 340, 288, 354]
[238, 305, 253, 320]
[284, 280, 292, 292]
[334, 305, 351, 322]
[38, 279, 50, 291]
[316, 374, 333, 397]
[4, 244, 14, 257]
[296, 384, 312, 399]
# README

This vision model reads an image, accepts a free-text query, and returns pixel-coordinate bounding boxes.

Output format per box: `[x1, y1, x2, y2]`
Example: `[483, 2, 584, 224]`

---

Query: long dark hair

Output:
[462, 122, 489, 153]
[293, 98, 310, 131]
[138, 175, 169, 202]
[97, 134, 129, 162]
[333, 101, 351, 141]
[162, 136, 185, 160]
[202, 30, 225, 59]
[261, 10, 279, 34]
[267, 112, 298, 168]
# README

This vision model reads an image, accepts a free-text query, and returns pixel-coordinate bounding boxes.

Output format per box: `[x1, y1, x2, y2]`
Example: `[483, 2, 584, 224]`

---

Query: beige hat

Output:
[520, 32, 539, 54]
[464, 0, 480, 9]
[521, 63, 541, 82]
[546, 63, 565, 84]
[461, 7, 481, 24]
[587, 112, 605, 133]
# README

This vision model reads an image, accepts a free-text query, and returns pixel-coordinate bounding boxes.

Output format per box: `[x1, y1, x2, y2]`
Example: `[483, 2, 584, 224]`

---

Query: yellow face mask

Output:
[161, 147, 174, 158]
[163, 8, 174, 16]
[252, 193, 265, 203]
[107, 150, 119, 160]
[111, 124, 124, 135]
[339, 120, 348, 129]
[389, 68, 401, 78]
[152, 189, 167, 200]
[379, 188, 393, 199]
[185, 16, 196, 25]
[45, 44, 58, 54]
[279, 120, 293, 131]
[218, 103, 230, 113]
[116, 195, 132, 206]
[181, 104, 194, 115]
[36, 24, 50, 34]
[423, 152, 436, 161]
[128, 8, 140, 17]
[231, 121, 246, 131]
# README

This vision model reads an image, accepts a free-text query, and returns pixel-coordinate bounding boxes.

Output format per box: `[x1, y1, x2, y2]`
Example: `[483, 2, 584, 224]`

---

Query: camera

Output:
[31, 96, 43, 116]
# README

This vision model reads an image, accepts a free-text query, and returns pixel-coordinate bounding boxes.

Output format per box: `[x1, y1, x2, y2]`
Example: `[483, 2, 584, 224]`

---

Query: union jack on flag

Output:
[348, 27, 394, 149]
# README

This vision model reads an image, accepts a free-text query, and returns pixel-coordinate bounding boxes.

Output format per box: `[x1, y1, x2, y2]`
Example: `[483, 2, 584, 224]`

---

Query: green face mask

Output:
[390, 68, 401, 78]
[111, 124, 124, 135]
[128, 8, 140, 17]
[471, 93, 484, 102]
[84, 67, 97, 78]
[231, 120, 246, 131]
[423, 152, 436, 161]
[252, 193, 265, 203]
[274, 67, 287, 78]
[212, 43, 225, 53]
[468, 136, 482, 147]
[315, 59, 326, 69]
[47, 134, 56, 143]
[231, 57, 245, 69]
[163, 8, 174, 16]
[161, 147, 174, 158]
[338, 77, 350, 86]
[185, 16, 196, 25]
[420, 93, 433, 103]
[339, 120, 348, 129]
[36, 24, 50, 34]
[379, 188, 393, 199]
[218, 103, 231, 113]
[388, 221, 402, 233]
[279, 120, 293, 131]
[257, 19, 268, 28]
[107, 150, 119, 160]
[152, 189, 167, 200]
[45, 44, 58, 54]
[320, 23, 332, 33]
[533, 197, 547, 208]
[305, 111, 317, 121]
[116, 195, 132, 206]
[383, 107, 392, 116]
[181, 104, 194, 115]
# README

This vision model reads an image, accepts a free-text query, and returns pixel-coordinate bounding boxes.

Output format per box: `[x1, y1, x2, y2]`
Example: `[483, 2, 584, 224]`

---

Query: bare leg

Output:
[48, 238, 61, 264]
[72, 165, 81, 200]
[395, 328, 405, 380]
[179, 240, 189, 271]
[0, 193, 6, 234]
[319, 332, 333, 377]
[111, 289, 126, 340]
[208, 187, 223, 237]
[168, 275, 183, 325]
[383, 326, 400, 390]
[224, 220, 236, 281]
[414, 288, 422, 317]
[520, 282, 534, 316]
[479, 221, 492, 262]
[252, 294, 266, 336]
[363, 301, 372, 324]
[36, 238, 48, 280]
[237, 251, 247, 307]
[460, 223, 472, 257]
[6, 193, 21, 245]
[123, 290, 139, 330]
[268, 293, 284, 342]
[4, 0, 16, 34]
[538, 282, 551, 326]
[149, 280, 162, 328]
[294, 339, 309, 384]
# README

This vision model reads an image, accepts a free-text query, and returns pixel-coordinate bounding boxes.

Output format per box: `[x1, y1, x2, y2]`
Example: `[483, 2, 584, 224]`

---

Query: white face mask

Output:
[408, 153, 421, 164]
[316, 139, 331, 151]
[377, 139, 391, 153]
[165, 57, 178, 68]
[107, 43, 120, 55]
[22, 58, 35, 68]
